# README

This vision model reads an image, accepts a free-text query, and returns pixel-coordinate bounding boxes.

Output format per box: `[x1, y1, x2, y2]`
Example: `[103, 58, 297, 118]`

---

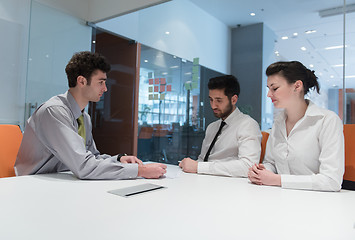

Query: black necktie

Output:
[204, 121, 226, 162]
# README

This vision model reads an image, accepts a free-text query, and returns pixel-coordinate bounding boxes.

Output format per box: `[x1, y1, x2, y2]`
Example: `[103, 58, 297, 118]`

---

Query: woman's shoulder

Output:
[308, 101, 340, 119]
[308, 102, 342, 128]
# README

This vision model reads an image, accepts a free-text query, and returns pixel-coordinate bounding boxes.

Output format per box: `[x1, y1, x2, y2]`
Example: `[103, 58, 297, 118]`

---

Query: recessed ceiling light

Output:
[305, 30, 317, 34]
[250, 13, 256, 16]
[281, 36, 288, 40]
[274, 51, 279, 54]
[309, 64, 314, 68]
[165, 31, 170, 35]
[332, 64, 344, 67]
[301, 47, 307, 51]
[330, 75, 334, 78]
[293, 33, 298, 36]
[325, 45, 347, 50]
[144, 60, 148, 63]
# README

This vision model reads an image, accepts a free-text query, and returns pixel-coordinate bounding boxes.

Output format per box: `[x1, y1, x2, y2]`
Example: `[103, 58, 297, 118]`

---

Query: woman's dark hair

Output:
[65, 51, 111, 88]
[266, 61, 320, 95]
[208, 75, 240, 98]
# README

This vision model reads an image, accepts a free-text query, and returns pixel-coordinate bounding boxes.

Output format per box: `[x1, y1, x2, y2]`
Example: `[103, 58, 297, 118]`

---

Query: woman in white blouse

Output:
[248, 61, 344, 191]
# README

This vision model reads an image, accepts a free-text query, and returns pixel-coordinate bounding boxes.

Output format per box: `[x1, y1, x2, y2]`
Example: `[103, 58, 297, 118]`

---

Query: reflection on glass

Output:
[344, 3, 355, 124]
[271, 0, 354, 124]
[137, 45, 202, 164]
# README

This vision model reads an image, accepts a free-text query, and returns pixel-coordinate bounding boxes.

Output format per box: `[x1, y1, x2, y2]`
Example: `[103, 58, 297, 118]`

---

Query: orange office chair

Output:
[259, 131, 269, 164]
[342, 124, 355, 190]
[0, 125, 22, 178]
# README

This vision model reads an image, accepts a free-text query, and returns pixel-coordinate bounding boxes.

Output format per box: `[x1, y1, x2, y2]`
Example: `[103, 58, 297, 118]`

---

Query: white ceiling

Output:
[190, 0, 355, 90]
[35, 0, 170, 23]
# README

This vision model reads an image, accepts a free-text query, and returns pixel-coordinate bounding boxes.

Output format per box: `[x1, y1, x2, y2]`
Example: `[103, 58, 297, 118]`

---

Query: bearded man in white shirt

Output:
[179, 75, 261, 177]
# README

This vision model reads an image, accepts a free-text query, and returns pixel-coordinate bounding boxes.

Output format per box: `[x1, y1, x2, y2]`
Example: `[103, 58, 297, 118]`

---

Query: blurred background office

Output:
[1, 0, 354, 165]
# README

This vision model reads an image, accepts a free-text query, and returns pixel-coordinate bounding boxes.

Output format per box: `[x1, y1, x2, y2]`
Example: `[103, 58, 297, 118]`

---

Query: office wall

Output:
[97, 0, 231, 74]
[0, 0, 31, 126]
[231, 23, 276, 127]
[231, 23, 263, 124]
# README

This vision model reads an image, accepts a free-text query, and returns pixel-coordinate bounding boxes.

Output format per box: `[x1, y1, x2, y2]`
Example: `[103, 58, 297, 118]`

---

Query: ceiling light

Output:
[301, 47, 307, 51]
[162, 72, 168, 75]
[332, 64, 344, 67]
[345, 75, 355, 78]
[274, 51, 279, 54]
[330, 75, 334, 78]
[144, 60, 148, 63]
[293, 33, 298, 36]
[281, 36, 288, 40]
[309, 64, 314, 68]
[185, 72, 192, 75]
[319, 4, 355, 18]
[165, 31, 170, 35]
[325, 45, 347, 50]
[250, 13, 256, 16]
[92, 40, 96, 43]
[305, 30, 317, 34]
[170, 65, 179, 69]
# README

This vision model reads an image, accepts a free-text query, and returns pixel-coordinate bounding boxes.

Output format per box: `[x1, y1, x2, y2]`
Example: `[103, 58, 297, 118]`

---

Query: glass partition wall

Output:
[11, 0, 353, 165]
[269, 0, 355, 124]
[344, 3, 355, 124]
[137, 45, 203, 164]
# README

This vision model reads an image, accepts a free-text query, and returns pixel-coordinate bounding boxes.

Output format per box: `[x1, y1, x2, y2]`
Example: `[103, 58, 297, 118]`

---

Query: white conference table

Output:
[1, 164, 355, 240]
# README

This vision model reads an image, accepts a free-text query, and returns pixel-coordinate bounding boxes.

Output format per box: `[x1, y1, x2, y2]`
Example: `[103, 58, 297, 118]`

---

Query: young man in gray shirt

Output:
[15, 51, 166, 179]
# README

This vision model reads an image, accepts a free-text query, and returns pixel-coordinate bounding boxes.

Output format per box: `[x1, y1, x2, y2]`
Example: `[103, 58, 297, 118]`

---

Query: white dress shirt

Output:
[197, 108, 261, 177]
[263, 100, 344, 191]
[15, 91, 138, 180]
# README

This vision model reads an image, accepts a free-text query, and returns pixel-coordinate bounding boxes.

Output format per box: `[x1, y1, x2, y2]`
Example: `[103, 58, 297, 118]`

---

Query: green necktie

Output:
[77, 115, 86, 144]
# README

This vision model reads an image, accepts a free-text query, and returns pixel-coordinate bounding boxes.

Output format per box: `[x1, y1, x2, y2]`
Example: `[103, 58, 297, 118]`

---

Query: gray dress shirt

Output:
[15, 91, 138, 179]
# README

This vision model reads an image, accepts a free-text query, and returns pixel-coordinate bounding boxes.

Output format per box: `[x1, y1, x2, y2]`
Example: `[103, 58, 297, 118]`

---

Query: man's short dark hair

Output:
[65, 51, 111, 88]
[208, 75, 240, 98]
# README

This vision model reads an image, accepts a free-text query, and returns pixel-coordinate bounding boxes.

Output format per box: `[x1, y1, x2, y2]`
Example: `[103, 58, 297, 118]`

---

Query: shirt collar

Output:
[65, 91, 83, 120]
[303, 100, 323, 117]
[274, 100, 323, 123]
[223, 107, 241, 125]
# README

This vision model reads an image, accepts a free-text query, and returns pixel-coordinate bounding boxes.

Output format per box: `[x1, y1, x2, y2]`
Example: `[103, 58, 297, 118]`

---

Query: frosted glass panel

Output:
[25, 1, 91, 120]
[0, 0, 30, 127]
